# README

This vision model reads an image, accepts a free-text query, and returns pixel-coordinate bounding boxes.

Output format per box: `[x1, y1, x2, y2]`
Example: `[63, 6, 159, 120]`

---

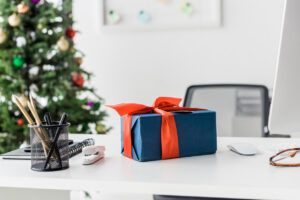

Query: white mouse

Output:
[227, 143, 258, 156]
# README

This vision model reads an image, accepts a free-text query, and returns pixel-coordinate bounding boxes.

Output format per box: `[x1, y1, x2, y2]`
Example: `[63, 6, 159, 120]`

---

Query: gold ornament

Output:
[71, 47, 75, 53]
[96, 124, 105, 134]
[81, 105, 89, 110]
[19, 94, 28, 108]
[75, 57, 83, 65]
[17, 1, 29, 14]
[56, 36, 69, 51]
[8, 13, 21, 27]
[37, 24, 43, 30]
[0, 28, 7, 44]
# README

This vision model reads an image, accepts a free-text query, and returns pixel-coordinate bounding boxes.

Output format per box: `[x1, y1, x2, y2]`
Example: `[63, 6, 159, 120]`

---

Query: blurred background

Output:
[0, 0, 287, 153]
[73, 0, 284, 132]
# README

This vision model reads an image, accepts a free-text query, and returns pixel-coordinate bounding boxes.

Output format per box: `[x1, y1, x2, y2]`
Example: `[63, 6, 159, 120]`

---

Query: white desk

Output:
[0, 134, 300, 200]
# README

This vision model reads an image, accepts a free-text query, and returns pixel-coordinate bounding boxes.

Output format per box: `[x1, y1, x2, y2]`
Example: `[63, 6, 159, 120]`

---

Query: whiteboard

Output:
[101, 0, 222, 30]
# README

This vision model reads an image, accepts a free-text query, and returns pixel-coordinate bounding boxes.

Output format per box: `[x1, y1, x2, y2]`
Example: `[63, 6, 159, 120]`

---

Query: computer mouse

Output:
[227, 143, 258, 156]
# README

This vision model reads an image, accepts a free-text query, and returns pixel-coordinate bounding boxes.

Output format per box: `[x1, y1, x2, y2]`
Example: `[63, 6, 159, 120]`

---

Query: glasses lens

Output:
[275, 150, 300, 164]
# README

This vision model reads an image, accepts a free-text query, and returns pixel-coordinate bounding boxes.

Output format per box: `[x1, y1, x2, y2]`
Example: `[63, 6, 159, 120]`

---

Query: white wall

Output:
[73, 0, 285, 132]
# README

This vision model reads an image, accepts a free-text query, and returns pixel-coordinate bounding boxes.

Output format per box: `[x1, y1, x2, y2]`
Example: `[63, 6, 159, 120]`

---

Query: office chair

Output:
[183, 84, 273, 137]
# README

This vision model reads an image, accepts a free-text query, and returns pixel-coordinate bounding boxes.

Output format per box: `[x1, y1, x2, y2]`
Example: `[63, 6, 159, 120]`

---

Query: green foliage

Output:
[0, 0, 108, 153]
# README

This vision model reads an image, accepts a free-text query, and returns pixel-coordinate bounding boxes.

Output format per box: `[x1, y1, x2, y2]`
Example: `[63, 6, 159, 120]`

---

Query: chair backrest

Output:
[183, 84, 269, 137]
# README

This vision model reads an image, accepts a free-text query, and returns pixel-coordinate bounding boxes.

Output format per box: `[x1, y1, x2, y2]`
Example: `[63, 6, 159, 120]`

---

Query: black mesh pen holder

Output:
[29, 122, 70, 172]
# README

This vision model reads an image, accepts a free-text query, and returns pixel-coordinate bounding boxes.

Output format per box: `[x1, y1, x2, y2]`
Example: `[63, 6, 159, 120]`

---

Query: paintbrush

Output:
[12, 95, 49, 156]
[27, 96, 56, 158]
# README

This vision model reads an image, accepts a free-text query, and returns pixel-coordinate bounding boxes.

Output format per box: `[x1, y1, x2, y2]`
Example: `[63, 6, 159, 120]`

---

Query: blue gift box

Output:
[121, 110, 217, 161]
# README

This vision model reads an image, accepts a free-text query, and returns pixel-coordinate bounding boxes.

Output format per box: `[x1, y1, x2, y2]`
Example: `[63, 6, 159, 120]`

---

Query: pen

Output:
[43, 113, 67, 170]
[44, 112, 62, 168]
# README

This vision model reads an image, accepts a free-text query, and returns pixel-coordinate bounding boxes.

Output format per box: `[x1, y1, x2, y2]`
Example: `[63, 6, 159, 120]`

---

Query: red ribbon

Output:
[107, 97, 203, 160]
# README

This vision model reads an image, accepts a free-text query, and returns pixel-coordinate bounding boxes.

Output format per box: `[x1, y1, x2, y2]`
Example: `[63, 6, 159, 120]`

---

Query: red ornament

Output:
[72, 73, 84, 87]
[65, 28, 76, 39]
[17, 118, 25, 126]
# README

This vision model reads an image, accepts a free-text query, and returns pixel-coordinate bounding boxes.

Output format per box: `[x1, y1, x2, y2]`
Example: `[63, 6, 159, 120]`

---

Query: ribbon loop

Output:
[106, 103, 152, 116]
[153, 97, 182, 108]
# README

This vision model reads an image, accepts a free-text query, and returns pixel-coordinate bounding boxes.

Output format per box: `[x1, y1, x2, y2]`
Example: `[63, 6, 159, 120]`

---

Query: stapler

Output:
[82, 146, 105, 165]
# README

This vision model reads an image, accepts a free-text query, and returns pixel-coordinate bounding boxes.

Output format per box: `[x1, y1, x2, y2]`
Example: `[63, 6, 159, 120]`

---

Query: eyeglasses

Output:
[270, 148, 300, 167]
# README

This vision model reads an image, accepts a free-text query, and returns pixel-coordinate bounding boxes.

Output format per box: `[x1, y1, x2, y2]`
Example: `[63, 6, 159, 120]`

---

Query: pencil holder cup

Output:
[29, 122, 70, 172]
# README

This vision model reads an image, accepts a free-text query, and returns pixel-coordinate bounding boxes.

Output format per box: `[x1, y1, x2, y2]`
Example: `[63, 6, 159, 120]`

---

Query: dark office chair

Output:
[183, 84, 288, 137]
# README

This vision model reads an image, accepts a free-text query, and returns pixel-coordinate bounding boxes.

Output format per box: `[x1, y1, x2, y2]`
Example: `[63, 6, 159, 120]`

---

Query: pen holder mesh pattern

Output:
[29, 122, 70, 172]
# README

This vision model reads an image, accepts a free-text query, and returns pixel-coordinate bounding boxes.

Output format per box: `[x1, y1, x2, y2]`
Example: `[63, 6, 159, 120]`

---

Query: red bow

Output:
[107, 97, 203, 160]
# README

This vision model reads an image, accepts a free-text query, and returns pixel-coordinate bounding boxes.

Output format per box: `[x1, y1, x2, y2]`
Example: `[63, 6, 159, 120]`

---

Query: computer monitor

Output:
[269, 0, 300, 135]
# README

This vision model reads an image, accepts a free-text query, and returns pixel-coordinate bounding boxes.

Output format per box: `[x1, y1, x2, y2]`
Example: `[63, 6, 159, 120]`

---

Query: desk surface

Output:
[0, 134, 300, 200]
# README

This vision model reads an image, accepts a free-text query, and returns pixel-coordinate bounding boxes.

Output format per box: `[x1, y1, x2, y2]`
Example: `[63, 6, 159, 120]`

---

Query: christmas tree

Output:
[0, 0, 108, 153]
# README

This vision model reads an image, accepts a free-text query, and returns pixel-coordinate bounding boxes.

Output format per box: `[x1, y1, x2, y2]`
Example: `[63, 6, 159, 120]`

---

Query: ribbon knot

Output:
[107, 97, 203, 160]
